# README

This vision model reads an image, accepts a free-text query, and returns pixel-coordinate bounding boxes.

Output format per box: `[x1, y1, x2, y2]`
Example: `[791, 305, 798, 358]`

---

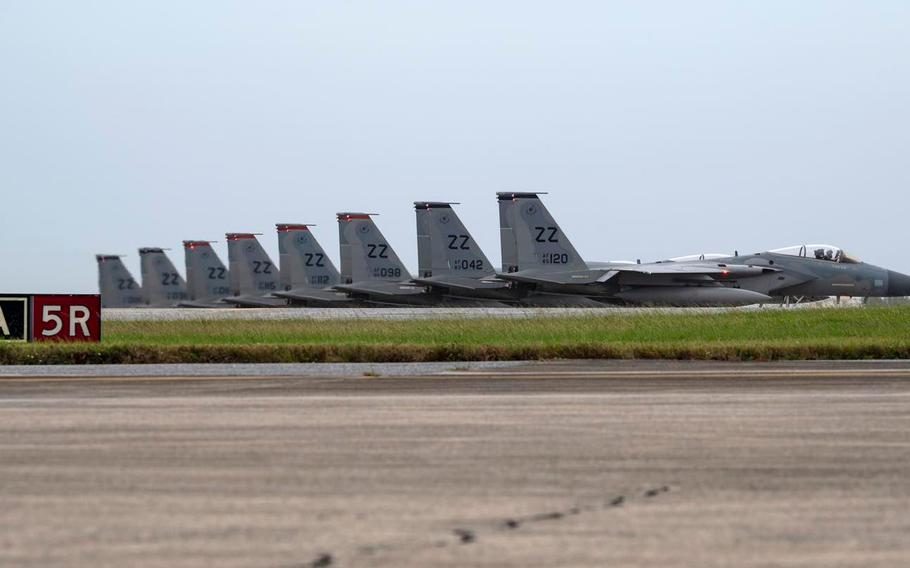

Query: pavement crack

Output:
[453, 528, 476, 544]
[304, 553, 333, 568]
[493, 488, 671, 537]
[301, 488, 672, 566]
[643, 486, 670, 498]
[529, 511, 565, 522]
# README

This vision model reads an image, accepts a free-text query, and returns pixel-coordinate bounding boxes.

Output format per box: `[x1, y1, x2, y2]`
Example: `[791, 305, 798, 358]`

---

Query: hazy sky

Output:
[2, 1, 908, 293]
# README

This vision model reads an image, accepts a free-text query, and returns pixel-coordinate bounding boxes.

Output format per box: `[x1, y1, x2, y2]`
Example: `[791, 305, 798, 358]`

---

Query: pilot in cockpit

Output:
[815, 248, 837, 261]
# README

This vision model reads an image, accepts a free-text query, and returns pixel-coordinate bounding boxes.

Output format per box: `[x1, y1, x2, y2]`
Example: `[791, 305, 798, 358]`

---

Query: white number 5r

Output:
[41, 305, 91, 336]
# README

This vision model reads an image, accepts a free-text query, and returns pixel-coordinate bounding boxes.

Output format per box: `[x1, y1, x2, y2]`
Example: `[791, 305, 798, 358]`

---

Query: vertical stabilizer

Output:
[414, 202, 494, 279]
[226, 234, 280, 297]
[276, 224, 340, 290]
[499, 193, 587, 272]
[96, 255, 143, 308]
[183, 241, 229, 302]
[496, 192, 521, 273]
[337, 213, 412, 284]
[139, 248, 188, 306]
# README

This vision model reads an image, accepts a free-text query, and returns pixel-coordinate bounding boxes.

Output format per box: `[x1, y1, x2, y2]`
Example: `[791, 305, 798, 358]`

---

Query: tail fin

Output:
[96, 254, 143, 308]
[226, 233, 280, 297]
[496, 192, 521, 273]
[183, 241, 230, 302]
[497, 192, 587, 272]
[414, 202, 494, 279]
[337, 213, 411, 284]
[276, 224, 340, 290]
[138, 248, 188, 306]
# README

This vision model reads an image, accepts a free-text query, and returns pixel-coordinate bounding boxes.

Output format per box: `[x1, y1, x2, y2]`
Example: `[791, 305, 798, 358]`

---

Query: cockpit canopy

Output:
[768, 244, 861, 264]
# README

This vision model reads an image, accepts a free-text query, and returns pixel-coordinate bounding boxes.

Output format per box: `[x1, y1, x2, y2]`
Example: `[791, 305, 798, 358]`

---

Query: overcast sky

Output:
[2, 1, 908, 293]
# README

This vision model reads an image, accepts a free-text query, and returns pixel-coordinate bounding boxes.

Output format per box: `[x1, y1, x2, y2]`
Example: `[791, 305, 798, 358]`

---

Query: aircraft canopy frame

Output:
[768, 244, 861, 264]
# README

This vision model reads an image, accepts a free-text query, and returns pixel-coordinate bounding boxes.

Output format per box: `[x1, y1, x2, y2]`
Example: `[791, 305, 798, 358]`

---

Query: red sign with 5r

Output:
[31, 295, 101, 342]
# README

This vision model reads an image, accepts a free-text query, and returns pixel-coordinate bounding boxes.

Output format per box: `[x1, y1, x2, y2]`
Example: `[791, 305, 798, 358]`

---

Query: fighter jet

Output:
[413, 202, 512, 297]
[96, 254, 143, 308]
[272, 224, 354, 306]
[669, 244, 910, 304]
[222, 233, 287, 308]
[413, 201, 601, 306]
[333, 213, 437, 305]
[138, 248, 189, 307]
[496, 192, 910, 306]
[177, 240, 232, 308]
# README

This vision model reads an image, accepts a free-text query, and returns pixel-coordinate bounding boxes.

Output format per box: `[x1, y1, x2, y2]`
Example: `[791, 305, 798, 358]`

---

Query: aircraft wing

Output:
[221, 295, 288, 308]
[497, 268, 607, 286]
[333, 281, 427, 298]
[498, 263, 778, 287]
[177, 299, 232, 309]
[274, 288, 353, 304]
[597, 263, 777, 282]
[412, 275, 510, 291]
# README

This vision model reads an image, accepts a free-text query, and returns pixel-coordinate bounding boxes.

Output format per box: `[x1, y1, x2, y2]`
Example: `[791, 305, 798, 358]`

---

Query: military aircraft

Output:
[177, 240, 232, 308]
[138, 248, 189, 307]
[222, 233, 287, 307]
[96, 254, 143, 308]
[413, 201, 605, 306]
[413, 202, 510, 296]
[495, 192, 910, 306]
[271, 224, 354, 306]
[333, 212, 439, 305]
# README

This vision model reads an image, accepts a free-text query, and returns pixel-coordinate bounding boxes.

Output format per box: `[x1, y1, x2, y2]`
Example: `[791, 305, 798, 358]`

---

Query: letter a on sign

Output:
[0, 306, 8, 336]
[0, 297, 29, 341]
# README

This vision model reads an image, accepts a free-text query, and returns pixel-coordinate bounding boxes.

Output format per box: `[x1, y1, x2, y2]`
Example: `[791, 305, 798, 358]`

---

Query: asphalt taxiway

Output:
[1, 360, 908, 567]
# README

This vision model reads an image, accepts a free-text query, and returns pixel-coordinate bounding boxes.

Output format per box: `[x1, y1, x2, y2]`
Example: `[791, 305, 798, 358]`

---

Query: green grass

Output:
[2, 307, 910, 364]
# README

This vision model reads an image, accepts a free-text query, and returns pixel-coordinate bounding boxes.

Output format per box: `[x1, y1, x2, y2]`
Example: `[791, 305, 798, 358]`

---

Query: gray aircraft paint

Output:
[335, 212, 460, 305]
[590, 245, 910, 304]
[497, 192, 588, 273]
[96, 255, 143, 308]
[414, 202, 495, 279]
[277, 224, 340, 290]
[706, 249, 909, 299]
[225, 233, 281, 297]
[496, 192, 520, 273]
[182, 241, 229, 302]
[138, 248, 188, 307]
[337, 213, 412, 284]
[494, 193, 910, 305]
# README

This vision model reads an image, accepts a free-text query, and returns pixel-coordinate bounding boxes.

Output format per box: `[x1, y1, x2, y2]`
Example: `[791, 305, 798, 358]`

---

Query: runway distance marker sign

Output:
[32, 295, 101, 342]
[0, 294, 100, 342]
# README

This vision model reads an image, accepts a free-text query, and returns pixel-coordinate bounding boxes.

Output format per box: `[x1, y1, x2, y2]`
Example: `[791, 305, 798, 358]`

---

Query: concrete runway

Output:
[102, 306, 738, 322]
[1, 360, 908, 567]
[102, 301, 854, 321]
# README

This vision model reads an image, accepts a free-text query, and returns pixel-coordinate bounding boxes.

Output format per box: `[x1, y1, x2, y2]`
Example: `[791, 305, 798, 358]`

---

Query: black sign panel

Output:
[0, 296, 29, 341]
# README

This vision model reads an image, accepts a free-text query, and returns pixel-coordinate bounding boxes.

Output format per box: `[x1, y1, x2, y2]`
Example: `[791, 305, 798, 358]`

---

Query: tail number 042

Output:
[40, 305, 91, 337]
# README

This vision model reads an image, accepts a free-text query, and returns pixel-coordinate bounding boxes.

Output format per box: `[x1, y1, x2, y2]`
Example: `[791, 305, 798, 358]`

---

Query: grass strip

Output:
[104, 306, 910, 345]
[2, 307, 908, 364]
[2, 340, 910, 365]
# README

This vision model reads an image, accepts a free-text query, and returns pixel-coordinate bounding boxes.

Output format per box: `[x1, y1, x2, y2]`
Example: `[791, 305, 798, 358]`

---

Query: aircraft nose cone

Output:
[887, 270, 910, 297]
